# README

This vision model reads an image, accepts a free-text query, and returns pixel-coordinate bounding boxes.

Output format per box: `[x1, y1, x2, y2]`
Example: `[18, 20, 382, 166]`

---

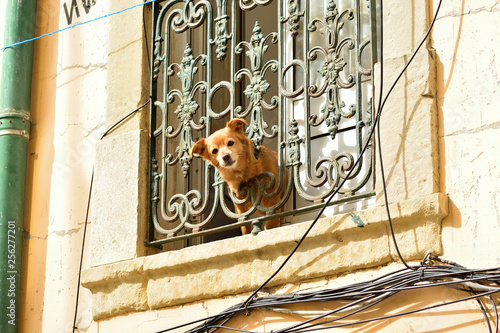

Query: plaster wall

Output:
[19, 2, 60, 331]
[81, 0, 446, 332]
[16, 0, 109, 331]
[40, 2, 109, 331]
[434, 0, 500, 268]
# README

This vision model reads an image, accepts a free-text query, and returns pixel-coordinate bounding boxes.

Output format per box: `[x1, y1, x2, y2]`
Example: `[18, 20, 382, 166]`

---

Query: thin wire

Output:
[491, 295, 499, 333]
[0, 0, 156, 51]
[186, 268, 500, 333]
[143, 1, 152, 77]
[100, 99, 151, 140]
[207, 326, 258, 333]
[373, 0, 415, 270]
[184, 0, 445, 327]
[376, 0, 443, 271]
[273, 293, 392, 333]
[72, 168, 94, 332]
[286, 289, 500, 333]
[471, 288, 493, 333]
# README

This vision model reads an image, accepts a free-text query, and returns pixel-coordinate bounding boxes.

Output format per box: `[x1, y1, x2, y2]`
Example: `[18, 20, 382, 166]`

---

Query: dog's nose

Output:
[222, 153, 231, 162]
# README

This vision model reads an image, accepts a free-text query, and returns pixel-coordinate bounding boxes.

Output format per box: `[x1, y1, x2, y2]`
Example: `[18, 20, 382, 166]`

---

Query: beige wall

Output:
[20, 2, 58, 331]
[435, 0, 500, 267]
[2, 0, 498, 331]
[12, 0, 109, 331]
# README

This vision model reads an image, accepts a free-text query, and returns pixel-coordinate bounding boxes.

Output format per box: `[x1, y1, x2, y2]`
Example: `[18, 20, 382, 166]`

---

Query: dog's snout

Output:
[222, 153, 231, 162]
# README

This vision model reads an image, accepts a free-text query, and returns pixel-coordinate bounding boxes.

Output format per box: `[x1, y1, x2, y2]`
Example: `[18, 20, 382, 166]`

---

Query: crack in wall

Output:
[442, 120, 500, 137]
[108, 37, 142, 57]
[438, 2, 500, 19]
[57, 62, 108, 76]
[131, 312, 159, 332]
[23, 230, 48, 240]
[23, 227, 82, 240]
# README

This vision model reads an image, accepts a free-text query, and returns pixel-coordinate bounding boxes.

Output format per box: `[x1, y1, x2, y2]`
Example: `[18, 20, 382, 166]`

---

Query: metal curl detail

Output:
[148, 0, 375, 245]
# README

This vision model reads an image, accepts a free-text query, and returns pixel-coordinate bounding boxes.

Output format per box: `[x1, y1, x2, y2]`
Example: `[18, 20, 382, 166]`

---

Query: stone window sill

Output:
[81, 192, 448, 320]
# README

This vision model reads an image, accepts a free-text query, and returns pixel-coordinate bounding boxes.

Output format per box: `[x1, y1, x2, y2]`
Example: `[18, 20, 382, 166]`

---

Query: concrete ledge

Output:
[81, 192, 448, 320]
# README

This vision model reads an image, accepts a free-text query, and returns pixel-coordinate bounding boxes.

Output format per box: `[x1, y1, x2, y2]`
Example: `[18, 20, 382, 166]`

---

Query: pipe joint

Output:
[0, 109, 31, 139]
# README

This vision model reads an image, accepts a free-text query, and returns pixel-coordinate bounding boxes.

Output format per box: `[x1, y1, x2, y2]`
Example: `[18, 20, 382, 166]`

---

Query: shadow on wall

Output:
[435, 0, 464, 232]
[20, 1, 60, 332]
[225, 285, 488, 332]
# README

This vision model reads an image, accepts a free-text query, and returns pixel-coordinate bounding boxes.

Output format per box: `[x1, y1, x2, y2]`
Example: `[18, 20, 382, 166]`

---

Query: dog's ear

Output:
[226, 118, 247, 134]
[191, 138, 207, 159]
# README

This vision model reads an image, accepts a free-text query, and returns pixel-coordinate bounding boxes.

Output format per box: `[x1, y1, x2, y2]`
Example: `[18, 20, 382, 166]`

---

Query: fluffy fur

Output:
[191, 119, 284, 234]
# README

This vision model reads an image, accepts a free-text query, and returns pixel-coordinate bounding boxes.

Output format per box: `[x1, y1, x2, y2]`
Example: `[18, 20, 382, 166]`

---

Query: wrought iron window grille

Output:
[148, 0, 377, 248]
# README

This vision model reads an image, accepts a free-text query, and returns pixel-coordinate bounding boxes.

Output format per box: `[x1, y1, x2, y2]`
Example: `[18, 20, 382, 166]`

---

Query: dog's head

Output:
[191, 119, 253, 172]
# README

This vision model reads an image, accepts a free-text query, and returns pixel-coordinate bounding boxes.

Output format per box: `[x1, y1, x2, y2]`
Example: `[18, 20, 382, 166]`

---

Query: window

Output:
[148, 0, 377, 249]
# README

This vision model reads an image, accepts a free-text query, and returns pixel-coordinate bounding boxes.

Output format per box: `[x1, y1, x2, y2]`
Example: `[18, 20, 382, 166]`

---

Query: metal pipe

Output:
[0, 0, 37, 332]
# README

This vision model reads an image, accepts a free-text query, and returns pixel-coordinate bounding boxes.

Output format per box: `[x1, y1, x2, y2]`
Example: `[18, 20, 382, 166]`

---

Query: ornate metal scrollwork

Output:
[280, 0, 304, 38]
[148, 0, 375, 246]
[171, 0, 207, 32]
[308, 0, 356, 140]
[235, 22, 279, 154]
[165, 43, 207, 177]
[239, 0, 273, 11]
[211, 0, 232, 61]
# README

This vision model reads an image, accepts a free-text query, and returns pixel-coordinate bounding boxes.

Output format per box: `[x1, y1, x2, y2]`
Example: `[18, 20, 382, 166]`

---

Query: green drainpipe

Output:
[0, 0, 37, 332]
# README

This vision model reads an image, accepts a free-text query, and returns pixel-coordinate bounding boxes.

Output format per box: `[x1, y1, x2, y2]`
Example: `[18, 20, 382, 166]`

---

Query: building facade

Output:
[0, 0, 499, 332]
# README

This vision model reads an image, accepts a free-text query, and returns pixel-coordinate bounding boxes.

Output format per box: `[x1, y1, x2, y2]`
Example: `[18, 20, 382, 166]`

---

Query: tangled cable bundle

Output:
[159, 255, 499, 333]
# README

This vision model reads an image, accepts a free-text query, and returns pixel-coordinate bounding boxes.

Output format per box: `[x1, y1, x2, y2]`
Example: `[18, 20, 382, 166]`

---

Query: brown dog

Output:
[191, 119, 284, 234]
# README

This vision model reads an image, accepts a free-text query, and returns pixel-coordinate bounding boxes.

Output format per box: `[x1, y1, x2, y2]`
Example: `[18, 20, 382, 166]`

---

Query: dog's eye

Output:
[227, 140, 234, 147]
[212, 148, 218, 155]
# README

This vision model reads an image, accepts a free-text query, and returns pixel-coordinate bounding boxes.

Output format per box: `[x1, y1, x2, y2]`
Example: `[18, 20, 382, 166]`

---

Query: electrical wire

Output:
[155, 0, 456, 331]
[0, 0, 156, 51]
[72, 2, 154, 328]
[240, 0, 444, 310]
[373, 0, 414, 270]
[155, 260, 500, 333]
[143, 0, 152, 77]
[71, 99, 151, 333]
[376, 0, 443, 269]
[72, 169, 94, 332]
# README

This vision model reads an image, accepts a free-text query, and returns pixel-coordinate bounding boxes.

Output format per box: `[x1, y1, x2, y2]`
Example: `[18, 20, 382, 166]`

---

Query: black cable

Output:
[376, 0, 443, 270]
[299, 289, 500, 333]
[274, 291, 393, 333]
[491, 295, 499, 333]
[176, 264, 500, 333]
[99, 99, 151, 140]
[72, 168, 94, 332]
[470, 287, 493, 333]
[374, 0, 414, 270]
[143, 0, 152, 76]
[156, 1, 446, 331]
[241, 0, 444, 309]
